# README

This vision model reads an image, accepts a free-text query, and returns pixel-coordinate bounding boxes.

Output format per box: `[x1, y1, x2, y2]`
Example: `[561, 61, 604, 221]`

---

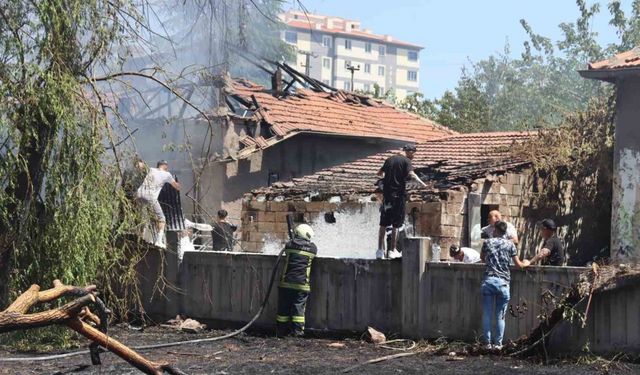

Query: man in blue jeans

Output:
[481, 221, 531, 350]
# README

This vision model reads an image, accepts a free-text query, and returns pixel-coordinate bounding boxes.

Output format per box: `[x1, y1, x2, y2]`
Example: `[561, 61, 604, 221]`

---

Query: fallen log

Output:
[0, 279, 185, 375]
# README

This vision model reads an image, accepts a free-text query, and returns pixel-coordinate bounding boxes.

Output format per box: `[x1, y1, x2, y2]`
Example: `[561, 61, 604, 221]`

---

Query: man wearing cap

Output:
[531, 219, 565, 266]
[376, 144, 427, 259]
[136, 160, 181, 248]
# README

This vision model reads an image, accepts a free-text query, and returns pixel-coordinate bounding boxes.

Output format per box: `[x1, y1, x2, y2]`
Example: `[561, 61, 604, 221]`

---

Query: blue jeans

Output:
[481, 276, 510, 346]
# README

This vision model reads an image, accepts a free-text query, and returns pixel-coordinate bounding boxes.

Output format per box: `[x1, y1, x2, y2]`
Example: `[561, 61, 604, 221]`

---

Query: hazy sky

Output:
[291, 0, 625, 99]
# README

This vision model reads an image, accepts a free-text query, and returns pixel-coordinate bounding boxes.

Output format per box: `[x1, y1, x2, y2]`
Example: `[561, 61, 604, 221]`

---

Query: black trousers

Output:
[276, 287, 309, 336]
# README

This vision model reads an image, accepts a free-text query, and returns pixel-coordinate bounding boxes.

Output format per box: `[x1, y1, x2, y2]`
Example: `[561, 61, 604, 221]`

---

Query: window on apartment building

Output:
[344, 81, 351, 91]
[365, 42, 372, 53]
[379, 86, 385, 94]
[344, 39, 352, 50]
[408, 50, 418, 61]
[378, 66, 385, 76]
[284, 31, 297, 44]
[364, 83, 371, 92]
[364, 63, 371, 73]
[345, 60, 352, 69]
[407, 70, 418, 81]
[379, 45, 386, 56]
[323, 35, 332, 47]
[322, 79, 331, 85]
[323, 57, 331, 69]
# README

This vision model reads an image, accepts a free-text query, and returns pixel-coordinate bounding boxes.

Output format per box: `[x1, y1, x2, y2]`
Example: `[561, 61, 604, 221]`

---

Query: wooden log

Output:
[0, 294, 95, 333]
[67, 319, 185, 375]
[0, 280, 185, 375]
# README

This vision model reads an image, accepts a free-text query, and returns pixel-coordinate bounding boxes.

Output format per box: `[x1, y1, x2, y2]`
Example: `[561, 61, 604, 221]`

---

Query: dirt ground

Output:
[0, 326, 638, 375]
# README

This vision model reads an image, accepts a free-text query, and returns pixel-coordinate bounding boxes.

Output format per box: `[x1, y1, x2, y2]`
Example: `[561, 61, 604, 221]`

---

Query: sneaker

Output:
[493, 344, 503, 351]
[376, 249, 385, 259]
[483, 344, 493, 351]
[388, 249, 402, 259]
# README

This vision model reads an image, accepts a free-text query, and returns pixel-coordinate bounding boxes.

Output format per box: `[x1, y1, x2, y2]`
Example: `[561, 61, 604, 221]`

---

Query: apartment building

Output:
[278, 11, 422, 101]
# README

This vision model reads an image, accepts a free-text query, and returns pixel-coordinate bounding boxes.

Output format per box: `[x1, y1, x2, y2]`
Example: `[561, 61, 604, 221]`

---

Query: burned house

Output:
[241, 132, 532, 255]
[241, 131, 603, 263]
[196, 70, 455, 221]
[123, 64, 454, 229]
[580, 47, 640, 261]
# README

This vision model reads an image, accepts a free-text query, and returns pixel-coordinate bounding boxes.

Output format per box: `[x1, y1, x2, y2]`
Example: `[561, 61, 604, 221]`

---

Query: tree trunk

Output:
[0, 280, 186, 375]
[0, 114, 56, 307]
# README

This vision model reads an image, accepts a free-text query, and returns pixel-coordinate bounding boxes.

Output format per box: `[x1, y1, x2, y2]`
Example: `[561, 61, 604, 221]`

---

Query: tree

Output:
[399, 0, 640, 132]
[0, 0, 292, 348]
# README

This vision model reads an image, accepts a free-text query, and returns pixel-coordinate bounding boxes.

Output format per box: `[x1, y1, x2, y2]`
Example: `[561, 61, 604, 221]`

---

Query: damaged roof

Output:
[224, 77, 455, 159]
[258, 131, 536, 196]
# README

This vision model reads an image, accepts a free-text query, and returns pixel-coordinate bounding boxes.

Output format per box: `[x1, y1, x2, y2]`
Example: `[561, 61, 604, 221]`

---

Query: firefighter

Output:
[276, 224, 317, 337]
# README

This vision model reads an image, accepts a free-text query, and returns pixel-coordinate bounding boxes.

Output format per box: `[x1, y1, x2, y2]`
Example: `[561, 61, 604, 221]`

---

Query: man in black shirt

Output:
[531, 218, 565, 266]
[376, 144, 427, 259]
[211, 209, 237, 251]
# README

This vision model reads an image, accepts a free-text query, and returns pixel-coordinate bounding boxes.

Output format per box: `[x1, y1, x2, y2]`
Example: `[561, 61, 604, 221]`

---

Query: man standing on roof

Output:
[136, 160, 181, 248]
[376, 144, 428, 259]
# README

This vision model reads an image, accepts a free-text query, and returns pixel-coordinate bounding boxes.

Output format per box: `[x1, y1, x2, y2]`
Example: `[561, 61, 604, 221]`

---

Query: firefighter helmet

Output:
[294, 224, 314, 240]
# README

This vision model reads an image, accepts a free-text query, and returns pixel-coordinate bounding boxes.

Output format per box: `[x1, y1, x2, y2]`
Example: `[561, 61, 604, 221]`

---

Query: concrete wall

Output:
[138, 240, 640, 354]
[611, 78, 640, 260]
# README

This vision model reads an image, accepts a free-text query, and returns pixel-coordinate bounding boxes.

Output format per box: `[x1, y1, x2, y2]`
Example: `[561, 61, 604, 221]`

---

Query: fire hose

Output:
[0, 214, 297, 363]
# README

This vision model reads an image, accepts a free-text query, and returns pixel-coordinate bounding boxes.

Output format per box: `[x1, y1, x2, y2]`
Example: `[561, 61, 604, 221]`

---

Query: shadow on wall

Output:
[519, 166, 612, 266]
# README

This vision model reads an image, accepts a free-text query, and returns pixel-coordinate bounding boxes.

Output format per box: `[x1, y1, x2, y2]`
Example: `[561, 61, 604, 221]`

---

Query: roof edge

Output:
[285, 23, 424, 49]
[579, 67, 640, 82]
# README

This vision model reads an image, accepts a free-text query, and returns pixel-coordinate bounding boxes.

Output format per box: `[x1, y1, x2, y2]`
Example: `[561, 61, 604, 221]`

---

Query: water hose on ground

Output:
[0, 247, 286, 362]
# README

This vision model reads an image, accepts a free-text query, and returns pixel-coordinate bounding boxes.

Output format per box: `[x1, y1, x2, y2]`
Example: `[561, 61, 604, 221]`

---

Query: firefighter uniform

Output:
[276, 236, 317, 337]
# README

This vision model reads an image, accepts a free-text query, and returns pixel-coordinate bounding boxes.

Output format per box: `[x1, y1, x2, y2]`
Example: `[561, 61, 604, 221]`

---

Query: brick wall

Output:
[241, 198, 343, 252]
[240, 171, 533, 256]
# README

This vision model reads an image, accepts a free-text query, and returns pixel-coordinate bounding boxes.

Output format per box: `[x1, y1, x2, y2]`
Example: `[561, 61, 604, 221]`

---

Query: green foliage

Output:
[0, 0, 144, 347]
[511, 100, 615, 263]
[398, 0, 640, 132]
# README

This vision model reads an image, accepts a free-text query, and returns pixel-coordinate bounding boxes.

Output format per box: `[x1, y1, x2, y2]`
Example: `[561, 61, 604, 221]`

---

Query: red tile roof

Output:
[258, 131, 536, 195]
[588, 47, 640, 70]
[285, 20, 423, 49]
[227, 78, 455, 158]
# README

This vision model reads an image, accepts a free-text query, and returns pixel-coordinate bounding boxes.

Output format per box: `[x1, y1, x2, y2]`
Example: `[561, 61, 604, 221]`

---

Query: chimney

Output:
[271, 67, 283, 95]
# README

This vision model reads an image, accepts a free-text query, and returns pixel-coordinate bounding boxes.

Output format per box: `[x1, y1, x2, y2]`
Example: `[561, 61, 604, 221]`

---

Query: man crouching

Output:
[276, 224, 317, 337]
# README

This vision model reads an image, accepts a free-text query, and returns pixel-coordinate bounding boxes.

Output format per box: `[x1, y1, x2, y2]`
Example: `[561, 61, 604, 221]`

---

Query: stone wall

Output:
[240, 168, 607, 264]
[240, 170, 534, 259]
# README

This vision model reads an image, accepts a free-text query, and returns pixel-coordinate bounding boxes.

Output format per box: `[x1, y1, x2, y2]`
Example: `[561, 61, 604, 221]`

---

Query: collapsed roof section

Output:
[222, 63, 455, 159]
[256, 131, 536, 197]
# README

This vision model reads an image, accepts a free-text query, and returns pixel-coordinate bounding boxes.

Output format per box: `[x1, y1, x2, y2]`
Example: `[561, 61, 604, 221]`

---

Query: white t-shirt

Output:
[460, 247, 481, 263]
[136, 168, 174, 200]
[481, 222, 517, 240]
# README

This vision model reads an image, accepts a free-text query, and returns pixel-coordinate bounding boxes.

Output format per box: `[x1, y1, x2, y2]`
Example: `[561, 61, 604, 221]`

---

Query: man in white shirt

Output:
[136, 160, 181, 248]
[449, 245, 481, 263]
[481, 210, 519, 245]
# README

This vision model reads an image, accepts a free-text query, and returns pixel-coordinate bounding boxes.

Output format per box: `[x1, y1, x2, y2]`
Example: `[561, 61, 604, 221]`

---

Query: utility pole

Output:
[346, 64, 360, 91]
[298, 50, 317, 76]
